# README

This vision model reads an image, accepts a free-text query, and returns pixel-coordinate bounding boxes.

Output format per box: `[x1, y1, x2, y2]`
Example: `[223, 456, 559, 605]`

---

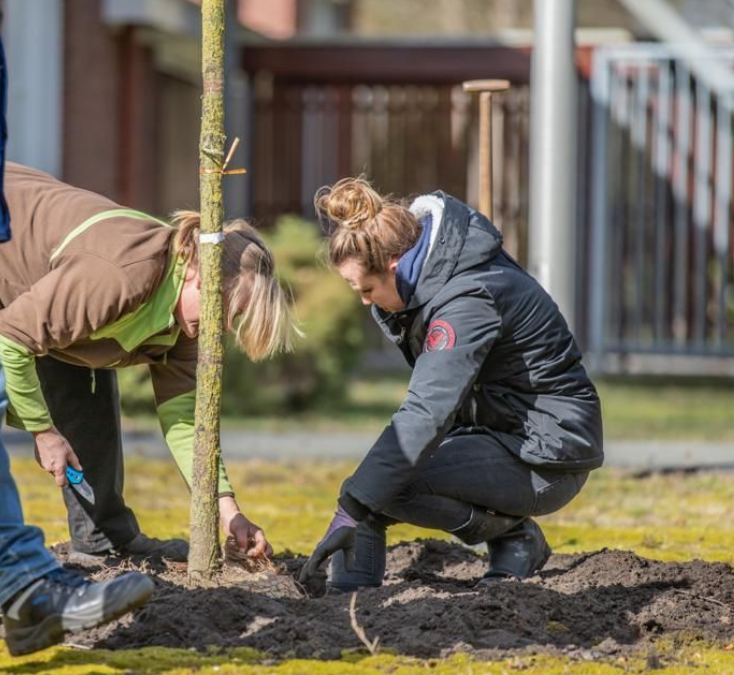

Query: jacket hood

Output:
[404, 191, 503, 310]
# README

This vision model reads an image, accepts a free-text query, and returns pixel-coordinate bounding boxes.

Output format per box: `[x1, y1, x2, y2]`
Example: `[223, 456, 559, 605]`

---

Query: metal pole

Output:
[528, 0, 578, 331]
[224, 0, 248, 218]
[479, 92, 492, 220]
[463, 79, 510, 223]
[4, 0, 64, 176]
[587, 50, 610, 372]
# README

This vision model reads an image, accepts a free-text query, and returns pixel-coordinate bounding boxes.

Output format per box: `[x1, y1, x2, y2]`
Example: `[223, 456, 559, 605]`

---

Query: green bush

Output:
[118, 215, 365, 418]
[117, 365, 155, 418]
[221, 215, 365, 415]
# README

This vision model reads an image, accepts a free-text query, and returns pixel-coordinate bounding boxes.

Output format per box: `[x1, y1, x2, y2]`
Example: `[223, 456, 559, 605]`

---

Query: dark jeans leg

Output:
[335, 430, 589, 589]
[36, 358, 140, 553]
[383, 430, 589, 528]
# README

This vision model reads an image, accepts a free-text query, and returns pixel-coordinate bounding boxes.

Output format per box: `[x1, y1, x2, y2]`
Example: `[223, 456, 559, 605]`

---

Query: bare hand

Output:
[219, 496, 273, 559]
[32, 426, 82, 487]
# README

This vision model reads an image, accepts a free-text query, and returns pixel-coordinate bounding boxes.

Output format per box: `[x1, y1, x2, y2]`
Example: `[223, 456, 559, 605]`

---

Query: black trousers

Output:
[36, 357, 140, 553]
[330, 427, 589, 589]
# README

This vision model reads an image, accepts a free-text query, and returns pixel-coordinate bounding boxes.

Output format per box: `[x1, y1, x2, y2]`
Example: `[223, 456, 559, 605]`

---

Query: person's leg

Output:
[472, 464, 589, 584]
[36, 358, 189, 562]
[389, 431, 536, 519]
[35, 358, 140, 553]
[384, 430, 587, 526]
[391, 430, 588, 582]
[331, 429, 589, 589]
[328, 433, 530, 591]
[0, 366, 59, 608]
[0, 361, 155, 657]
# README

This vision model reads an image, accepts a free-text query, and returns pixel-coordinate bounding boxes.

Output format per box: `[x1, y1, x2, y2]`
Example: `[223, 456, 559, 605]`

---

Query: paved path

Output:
[5, 428, 734, 470]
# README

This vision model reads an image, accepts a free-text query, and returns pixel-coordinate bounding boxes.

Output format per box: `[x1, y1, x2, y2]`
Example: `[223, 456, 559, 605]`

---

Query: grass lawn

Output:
[122, 375, 734, 442]
[3, 456, 734, 674]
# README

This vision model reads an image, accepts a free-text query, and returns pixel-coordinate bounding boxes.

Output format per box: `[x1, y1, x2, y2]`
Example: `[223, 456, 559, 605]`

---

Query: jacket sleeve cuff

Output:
[0, 335, 54, 431]
[338, 492, 371, 521]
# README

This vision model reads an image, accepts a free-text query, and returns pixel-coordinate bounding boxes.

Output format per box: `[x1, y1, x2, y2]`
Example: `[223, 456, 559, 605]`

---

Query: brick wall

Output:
[63, 0, 170, 214]
[61, 0, 292, 213]
[118, 28, 159, 213]
[240, 0, 297, 39]
[63, 0, 122, 201]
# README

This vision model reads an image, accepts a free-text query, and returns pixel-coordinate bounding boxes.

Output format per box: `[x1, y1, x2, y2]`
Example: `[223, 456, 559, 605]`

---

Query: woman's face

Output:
[338, 259, 405, 313]
[174, 265, 201, 338]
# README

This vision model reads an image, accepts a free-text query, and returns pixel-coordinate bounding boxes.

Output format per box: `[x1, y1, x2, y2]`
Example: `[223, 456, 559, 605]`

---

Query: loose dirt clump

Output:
[39, 540, 734, 660]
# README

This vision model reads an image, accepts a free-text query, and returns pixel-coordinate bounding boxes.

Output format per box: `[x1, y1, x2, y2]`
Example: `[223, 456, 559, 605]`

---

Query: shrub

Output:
[117, 365, 155, 418]
[221, 215, 365, 415]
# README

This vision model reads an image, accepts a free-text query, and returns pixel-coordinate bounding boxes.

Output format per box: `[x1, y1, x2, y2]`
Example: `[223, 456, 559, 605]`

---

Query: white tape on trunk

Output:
[199, 232, 225, 245]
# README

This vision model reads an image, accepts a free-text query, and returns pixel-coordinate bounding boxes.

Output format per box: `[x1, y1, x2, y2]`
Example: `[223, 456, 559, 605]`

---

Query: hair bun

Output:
[315, 177, 383, 231]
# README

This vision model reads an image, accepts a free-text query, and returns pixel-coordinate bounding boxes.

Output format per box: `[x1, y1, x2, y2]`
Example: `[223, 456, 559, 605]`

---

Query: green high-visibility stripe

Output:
[90, 252, 184, 352]
[49, 208, 170, 262]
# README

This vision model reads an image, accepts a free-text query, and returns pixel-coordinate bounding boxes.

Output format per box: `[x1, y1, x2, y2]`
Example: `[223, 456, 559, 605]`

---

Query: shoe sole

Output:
[67, 551, 111, 567]
[5, 577, 154, 656]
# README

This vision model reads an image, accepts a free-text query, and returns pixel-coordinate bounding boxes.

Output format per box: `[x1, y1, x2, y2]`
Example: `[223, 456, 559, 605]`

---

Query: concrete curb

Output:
[5, 429, 734, 470]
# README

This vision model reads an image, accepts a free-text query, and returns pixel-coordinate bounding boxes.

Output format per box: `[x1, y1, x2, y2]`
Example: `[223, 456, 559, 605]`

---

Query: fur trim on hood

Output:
[409, 194, 444, 265]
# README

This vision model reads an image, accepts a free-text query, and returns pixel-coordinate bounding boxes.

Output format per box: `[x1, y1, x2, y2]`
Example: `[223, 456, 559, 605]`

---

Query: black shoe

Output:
[69, 533, 189, 566]
[451, 507, 523, 546]
[477, 518, 551, 585]
[2, 567, 154, 656]
[117, 534, 189, 562]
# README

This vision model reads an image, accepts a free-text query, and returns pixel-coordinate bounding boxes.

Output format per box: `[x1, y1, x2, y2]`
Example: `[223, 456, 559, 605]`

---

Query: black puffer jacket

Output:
[340, 192, 603, 519]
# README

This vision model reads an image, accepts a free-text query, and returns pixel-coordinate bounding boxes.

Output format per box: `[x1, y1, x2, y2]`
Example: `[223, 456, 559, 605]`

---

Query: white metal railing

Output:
[587, 44, 734, 375]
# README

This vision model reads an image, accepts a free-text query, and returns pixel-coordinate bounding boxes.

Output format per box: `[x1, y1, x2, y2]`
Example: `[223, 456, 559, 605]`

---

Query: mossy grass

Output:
[5, 457, 734, 673]
[11, 457, 734, 564]
[3, 642, 734, 674]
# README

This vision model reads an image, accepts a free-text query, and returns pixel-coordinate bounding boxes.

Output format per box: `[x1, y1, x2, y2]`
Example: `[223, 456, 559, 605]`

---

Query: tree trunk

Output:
[189, 0, 226, 580]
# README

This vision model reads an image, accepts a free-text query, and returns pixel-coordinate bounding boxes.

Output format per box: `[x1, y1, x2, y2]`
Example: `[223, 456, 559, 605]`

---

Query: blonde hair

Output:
[314, 177, 421, 275]
[170, 211, 298, 362]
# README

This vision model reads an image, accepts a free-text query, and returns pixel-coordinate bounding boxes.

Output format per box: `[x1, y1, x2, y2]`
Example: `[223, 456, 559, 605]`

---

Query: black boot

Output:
[2, 567, 154, 656]
[69, 533, 189, 566]
[116, 533, 189, 561]
[477, 518, 551, 585]
[451, 507, 523, 546]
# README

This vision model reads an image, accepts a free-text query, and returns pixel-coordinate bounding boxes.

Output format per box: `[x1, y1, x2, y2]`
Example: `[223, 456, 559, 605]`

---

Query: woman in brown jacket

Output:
[0, 163, 297, 562]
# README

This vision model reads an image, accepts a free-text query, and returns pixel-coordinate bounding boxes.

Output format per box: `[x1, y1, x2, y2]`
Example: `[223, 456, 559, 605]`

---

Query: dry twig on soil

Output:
[349, 592, 380, 655]
[674, 589, 733, 611]
[64, 642, 93, 651]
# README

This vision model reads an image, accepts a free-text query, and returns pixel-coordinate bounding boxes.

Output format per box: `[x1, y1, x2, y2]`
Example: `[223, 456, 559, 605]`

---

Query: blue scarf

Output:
[395, 214, 432, 305]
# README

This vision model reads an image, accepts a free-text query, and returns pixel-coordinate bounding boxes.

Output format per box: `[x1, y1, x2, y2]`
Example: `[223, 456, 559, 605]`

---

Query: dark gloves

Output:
[299, 504, 357, 584]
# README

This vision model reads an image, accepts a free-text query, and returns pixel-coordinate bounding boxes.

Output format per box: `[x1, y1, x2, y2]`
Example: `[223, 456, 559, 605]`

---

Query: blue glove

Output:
[299, 505, 357, 583]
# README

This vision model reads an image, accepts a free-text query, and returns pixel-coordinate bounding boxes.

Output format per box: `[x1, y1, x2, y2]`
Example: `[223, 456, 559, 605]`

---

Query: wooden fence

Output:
[242, 43, 537, 264]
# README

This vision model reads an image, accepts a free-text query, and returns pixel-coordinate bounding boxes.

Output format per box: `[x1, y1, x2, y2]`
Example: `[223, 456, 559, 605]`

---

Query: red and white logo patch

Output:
[423, 319, 456, 352]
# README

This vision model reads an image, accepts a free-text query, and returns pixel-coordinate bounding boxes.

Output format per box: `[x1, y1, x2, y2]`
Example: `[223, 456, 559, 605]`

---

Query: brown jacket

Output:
[0, 163, 232, 494]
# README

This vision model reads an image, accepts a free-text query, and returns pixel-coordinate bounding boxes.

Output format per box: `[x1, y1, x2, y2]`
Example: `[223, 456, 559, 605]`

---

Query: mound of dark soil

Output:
[43, 541, 734, 659]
